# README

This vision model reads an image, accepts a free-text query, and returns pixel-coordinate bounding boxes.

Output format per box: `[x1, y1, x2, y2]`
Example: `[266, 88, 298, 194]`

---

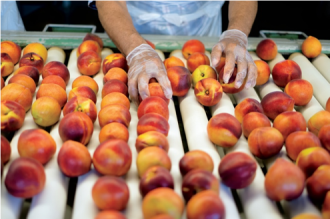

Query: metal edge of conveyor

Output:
[1, 30, 330, 54]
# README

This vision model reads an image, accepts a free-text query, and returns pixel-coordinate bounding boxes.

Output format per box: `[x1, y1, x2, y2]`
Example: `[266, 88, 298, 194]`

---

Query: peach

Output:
[77, 40, 101, 57]
[234, 98, 264, 123]
[272, 60, 302, 87]
[296, 147, 330, 178]
[179, 150, 214, 176]
[94, 211, 126, 219]
[72, 75, 99, 95]
[265, 158, 305, 201]
[142, 187, 184, 219]
[306, 165, 330, 205]
[145, 39, 156, 49]
[218, 151, 257, 189]
[63, 96, 97, 123]
[102, 53, 128, 73]
[186, 190, 225, 219]
[285, 131, 321, 161]
[273, 111, 306, 139]
[301, 36, 322, 58]
[149, 215, 174, 219]
[137, 113, 170, 136]
[326, 97, 330, 112]
[194, 78, 223, 107]
[254, 60, 270, 86]
[1, 100, 25, 132]
[23, 42, 48, 63]
[167, 66, 191, 97]
[5, 157, 46, 198]
[1, 41, 21, 64]
[248, 127, 284, 159]
[182, 39, 205, 60]
[1, 83, 33, 112]
[191, 65, 217, 88]
[104, 67, 128, 85]
[102, 79, 128, 98]
[98, 104, 131, 128]
[31, 96, 61, 127]
[83, 33, 103, 48]
[242, 112, 271, 138]
[1, 77, 4, 89]
[207, 113, 242, 148]
[68, 86, 97, 104]
[8, 74, 36, 95]
[323, 191, 330, 219]
[292, 214, 323, 219]
[19, 52, 44, 73]
[284, 79, 313, 106]
[187, 52, 210, 73]
[101, 92, 130, 110]
[136, 146, 171, 177]
[214, 57, 226, 73]
[218, 65, 247, 93]
[138, 96, 169, 120]
[92, 176, 129, 210]
[18, 129, 56, 165]
[99, 122, 129, 143]
[319, 124, 330, 152]
[139, 166, 174, 197]
[261, 91, 295, 120]
[59, 112, 94, 145]
[41, 75, 66, 90]
[163, 56, 185, 70]
[93, 139, 132, 176]
[135, 131, 169, 153]
[148, 82, 170, 105]
[13, 66, 40, 85]
[57, 140, 91, 177]
[77, 50, 102, 76]
[1, 135, 11, 164]
[36, 83, 67, 108]
[256, 39, 278, 61]
[1, 53, 14, 77]
[308, 110, 330, 136]
[182, 168, 219, 202]
[42, 61, 70, 85]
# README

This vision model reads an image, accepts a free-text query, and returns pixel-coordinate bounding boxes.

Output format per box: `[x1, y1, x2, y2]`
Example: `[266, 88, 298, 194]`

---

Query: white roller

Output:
[312, 53, 330, 83]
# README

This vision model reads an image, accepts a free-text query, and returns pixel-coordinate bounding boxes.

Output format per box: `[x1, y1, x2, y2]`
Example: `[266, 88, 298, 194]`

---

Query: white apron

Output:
[1, 1, 25, 31]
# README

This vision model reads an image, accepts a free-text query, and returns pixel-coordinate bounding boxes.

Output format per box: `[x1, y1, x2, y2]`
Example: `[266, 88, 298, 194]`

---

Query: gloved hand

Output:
[126, 44, 172, 106]
[211, 29, 257, 89]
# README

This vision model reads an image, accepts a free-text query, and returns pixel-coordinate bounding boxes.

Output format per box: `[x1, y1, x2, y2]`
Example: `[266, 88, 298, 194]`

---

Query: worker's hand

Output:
[126, 44, 172, 106]
[211, 29, 257, 89]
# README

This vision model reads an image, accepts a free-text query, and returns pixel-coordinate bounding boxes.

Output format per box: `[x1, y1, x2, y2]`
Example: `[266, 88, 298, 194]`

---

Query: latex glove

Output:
[211, 29, 257, 89]
[126, 44, 172, 106]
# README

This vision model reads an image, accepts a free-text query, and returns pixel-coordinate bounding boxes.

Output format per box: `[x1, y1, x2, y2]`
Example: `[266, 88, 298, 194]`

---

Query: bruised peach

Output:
[92, 176, 129, 210]
[57, 140, 91, 177]
[19, 52, 44, 73]
[194, 78, 223, 107]
[1, 100, 26, 132]
[187, 52, 210, 73]
[5, 157, 46, 198]
[207, 113, 242, 148]
[284, 79, 313, 106]
[179, 150, 214, 176]
[36, 83, 67, 108]
[42, 61, 70, 85]
[167, 66, 191, 97]
[102, 79, 128, 98]
[256, 39, 278, 61]
[218, 65, 247, 93]
[163, 56, 185, 70]
[99, 122, 129, 143]
[138, 96, 169, 120]
[186, 190, 225, 219]
[191, 65, 217, 88]
[242, 112, 271, 138]
[1, 83, 33, 112]
[135, 131, 169, 153]
[234, 98, 264, 123]
[72, 75, 99, 95]
[142, 187, 184, 219]
[319, 124, 330, 152]
[254, 60, 270, 86]
[308, 110, 330, 136]
[301, 36, 322, 58]
[273, 111, 306, 139]
[1, 135, 11, 164]
[182, 39, 205, 60]
[323, 191, 330, 219]
[218, 151, 257, 189]
[265, 158, 305, 201]
[272, 60, 302, 88]
[98, 104, 131, 128]
[83, 33, 103, 48]
[148, 83, 170, 105]
[248, 127, 284, 159]
[68, 86, 97, 104]
[136, 147, 171, 177]
[41, 75, 66, 90]
[63, 96, 97, 123]
[137, 113, 170, 136]
[13, 66, 40, 85]
[101, 92, 130, 110]
[93, 139, 132, 176]
[102, 53, 128, 73]
[31, 96, 61, 127]
[8, 74, 36, 95]
[285, 131, 321, 161]
[77, 50, 102, 76]
[296, 147, 330, 178]
[23, 42, 48, 63]
[59, 112, 94, 145]
[94, 211, 126, 219]
[77, 40, 101, 57]
[1, 53, 14, 77]
[104, 67, 128, 85]
[140, 166, 174, 197]
[306, 165, 330, 205]
[1, 41, 21, 64]
[261, 91, 295, 120]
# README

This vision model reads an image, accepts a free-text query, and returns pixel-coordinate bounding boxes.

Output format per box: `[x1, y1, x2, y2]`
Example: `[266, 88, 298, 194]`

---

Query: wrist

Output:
[122, 33, 147, 56]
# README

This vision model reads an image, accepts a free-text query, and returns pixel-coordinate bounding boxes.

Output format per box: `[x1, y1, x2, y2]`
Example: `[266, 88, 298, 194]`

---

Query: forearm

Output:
[227, 1, 258, 36]
[95, 1, 146, 56]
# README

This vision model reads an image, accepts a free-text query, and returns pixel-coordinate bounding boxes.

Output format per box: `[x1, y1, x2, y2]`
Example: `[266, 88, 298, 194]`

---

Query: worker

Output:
[93, 1, 258, 106]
